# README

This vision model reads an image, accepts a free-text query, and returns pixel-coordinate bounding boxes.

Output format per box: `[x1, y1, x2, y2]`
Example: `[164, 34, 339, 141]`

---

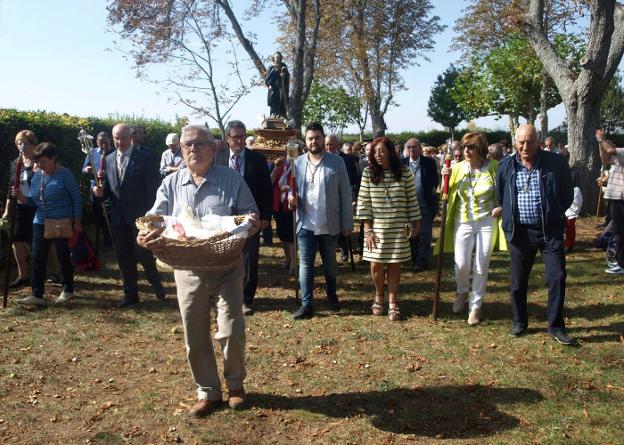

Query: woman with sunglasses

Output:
[438, 132, 503, 325]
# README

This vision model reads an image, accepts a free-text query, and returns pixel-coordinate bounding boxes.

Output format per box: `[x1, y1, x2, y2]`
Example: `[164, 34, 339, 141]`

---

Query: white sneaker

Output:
[17, 295, 46, 306]
[468, 308, 481, 326]
[605, 266, 624, 274]
[453, 292, 468, 313]
[56, 291, 74, 303]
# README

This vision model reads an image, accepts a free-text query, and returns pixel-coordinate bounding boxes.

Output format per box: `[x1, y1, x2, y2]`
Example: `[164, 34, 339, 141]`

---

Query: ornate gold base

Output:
[252, 128, 300, 160]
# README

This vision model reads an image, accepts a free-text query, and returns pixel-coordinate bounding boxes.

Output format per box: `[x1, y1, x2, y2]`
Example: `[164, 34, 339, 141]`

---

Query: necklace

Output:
[382, 173, 391, 203]
[523, 168, 534, 193]
[306, 155, 323, 190]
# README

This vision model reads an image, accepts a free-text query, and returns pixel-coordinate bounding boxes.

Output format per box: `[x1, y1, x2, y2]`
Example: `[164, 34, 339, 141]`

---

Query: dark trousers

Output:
[112, 223, 163, 300]
[261, 215, 273, 245]
[31, 223, 74, 298]
[92, 197, 112, 249]
[610, 200, 624, 268]
[338, 234, 349, 258]
[242, 232, 260, 306]
[509, 224, 566, 333]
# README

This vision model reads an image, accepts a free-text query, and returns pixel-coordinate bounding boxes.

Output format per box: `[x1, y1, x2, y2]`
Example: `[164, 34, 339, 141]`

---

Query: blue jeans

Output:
[31, 223, 74, 298]
[297, 228, 339, 308]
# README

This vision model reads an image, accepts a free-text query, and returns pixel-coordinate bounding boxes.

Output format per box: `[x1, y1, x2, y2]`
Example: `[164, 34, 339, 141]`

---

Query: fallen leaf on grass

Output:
[406, 364, 421, 372]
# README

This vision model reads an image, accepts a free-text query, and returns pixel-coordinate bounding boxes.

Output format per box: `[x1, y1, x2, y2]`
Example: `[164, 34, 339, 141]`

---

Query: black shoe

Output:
[340, 254, 349, 263]
[548, 331, 577, 346]
[47, 274, 61, 285]
[117, 298, 139, 308]
[292, 306, 314, 320]
[242, 304, 254, 316]
[8, 277, 29, 288]
[414, 264, 428, 273]
[155, 288, 166, 302]
[509, 325, 528, 337]
[327, 297, 341, 311]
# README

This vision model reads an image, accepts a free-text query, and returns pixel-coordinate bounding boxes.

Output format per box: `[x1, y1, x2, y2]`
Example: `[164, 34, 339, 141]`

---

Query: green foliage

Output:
[451, 34, 582, 123]
[0, 109, 182, 205]
[600, 72, 624, 135]
[302, 81, 362, 134]
[341, 128, 512, 148]
[427, 66, 470, 134]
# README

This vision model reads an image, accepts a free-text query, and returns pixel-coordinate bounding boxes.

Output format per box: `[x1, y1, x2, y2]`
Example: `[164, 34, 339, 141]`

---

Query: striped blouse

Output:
[357, 167, 421, 263]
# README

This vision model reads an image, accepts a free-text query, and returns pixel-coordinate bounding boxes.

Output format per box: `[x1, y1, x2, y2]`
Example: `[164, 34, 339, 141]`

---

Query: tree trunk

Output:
[369, 97, 387, 136]
[288, 0, 306, 129]
[565, 99, 602, 215]
[508, 114, 519, 144]
[539, 68, 549, 138]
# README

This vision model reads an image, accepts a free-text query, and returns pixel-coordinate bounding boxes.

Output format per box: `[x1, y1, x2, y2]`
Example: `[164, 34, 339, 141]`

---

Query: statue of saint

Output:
[265, 52, 290, 118]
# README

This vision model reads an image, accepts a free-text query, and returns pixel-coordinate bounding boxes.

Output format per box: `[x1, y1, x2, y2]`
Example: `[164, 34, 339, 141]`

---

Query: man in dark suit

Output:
[326, 134, 358, 262]
[403, 138, 439, 271]
[131, 125, 153, 154]
[214, 120, 272, 315]
[93, 123, 165, 308]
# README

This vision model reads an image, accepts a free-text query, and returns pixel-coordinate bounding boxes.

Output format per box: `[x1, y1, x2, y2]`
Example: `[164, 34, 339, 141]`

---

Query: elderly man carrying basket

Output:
[137, 125, 260, 417]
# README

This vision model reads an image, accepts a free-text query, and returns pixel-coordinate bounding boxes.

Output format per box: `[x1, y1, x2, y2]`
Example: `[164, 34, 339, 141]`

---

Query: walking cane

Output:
[595, 165, 605, 228]
[286, 141, 299, 303]
[432, 140, 453, 320]
[3, 146, 24, 308]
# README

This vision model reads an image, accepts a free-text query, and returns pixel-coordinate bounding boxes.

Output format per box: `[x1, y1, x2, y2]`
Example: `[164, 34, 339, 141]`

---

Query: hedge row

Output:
[0, 109, 191, 206]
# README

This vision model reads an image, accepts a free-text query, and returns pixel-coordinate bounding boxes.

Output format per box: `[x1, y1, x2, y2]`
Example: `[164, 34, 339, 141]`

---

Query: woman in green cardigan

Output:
[438, 132, 505, 325]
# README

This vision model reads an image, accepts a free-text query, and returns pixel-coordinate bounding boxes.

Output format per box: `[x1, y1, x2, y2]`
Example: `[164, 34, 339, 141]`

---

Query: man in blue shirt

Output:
[82, 131, 114, 249]
[496, 124, 574, 345]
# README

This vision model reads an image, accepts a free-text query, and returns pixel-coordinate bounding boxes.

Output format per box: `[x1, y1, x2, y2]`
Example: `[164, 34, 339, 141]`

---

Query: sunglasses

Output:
[462, 144, 477, 150]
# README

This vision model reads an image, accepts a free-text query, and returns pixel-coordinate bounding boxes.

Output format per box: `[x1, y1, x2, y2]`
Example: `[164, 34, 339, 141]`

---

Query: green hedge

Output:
[0, 109, 187, 215]
[341, 129, 514, 147]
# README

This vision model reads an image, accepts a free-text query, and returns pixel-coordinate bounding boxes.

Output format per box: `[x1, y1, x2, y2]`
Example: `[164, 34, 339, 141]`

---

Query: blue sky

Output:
[0, 0, 567, 134]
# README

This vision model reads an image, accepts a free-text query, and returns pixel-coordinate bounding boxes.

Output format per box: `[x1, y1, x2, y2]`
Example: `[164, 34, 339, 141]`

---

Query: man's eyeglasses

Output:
[181, 140, 212, 150]
[227, 135, 246, 140]
[462, 143, 477, 150]
[405, 145, 419, 149]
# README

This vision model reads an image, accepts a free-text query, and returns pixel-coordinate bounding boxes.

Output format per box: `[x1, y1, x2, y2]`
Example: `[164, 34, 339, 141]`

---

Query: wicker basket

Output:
[136, 215, 247, 271]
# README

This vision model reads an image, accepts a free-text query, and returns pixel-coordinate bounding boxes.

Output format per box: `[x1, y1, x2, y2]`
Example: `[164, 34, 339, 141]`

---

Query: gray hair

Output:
[224, 120, 246, 137]
[326, 133, 341, 145]
[181, 125, 214, 143]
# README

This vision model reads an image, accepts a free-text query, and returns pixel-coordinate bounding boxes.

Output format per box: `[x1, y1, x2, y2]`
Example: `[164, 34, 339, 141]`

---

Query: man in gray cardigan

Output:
[288, 122, 354, 319]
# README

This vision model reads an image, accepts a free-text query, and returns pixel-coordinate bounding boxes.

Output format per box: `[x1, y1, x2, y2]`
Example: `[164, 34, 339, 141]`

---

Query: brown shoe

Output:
[188, 399, 222, 417]
[228, 388, 246, 410]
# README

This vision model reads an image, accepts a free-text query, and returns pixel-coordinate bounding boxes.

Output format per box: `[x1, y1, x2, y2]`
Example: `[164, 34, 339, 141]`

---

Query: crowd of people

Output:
[3, 120, 610, 416]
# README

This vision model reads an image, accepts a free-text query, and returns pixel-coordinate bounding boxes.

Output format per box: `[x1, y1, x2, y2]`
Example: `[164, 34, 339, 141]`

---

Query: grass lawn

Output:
[0, 217, 622, 444]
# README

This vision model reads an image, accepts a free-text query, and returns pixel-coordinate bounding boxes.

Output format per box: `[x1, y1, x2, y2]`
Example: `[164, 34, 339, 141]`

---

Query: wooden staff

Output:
[280, 67, 289, 118]
[286, 143, 299, 303]
[432, 141, 452, 320]
[595, 165, 605, 228]
[3, 148, 24, 308]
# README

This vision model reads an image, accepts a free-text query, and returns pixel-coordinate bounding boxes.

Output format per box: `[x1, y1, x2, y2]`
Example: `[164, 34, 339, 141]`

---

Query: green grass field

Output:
[0, 218, 622, 444]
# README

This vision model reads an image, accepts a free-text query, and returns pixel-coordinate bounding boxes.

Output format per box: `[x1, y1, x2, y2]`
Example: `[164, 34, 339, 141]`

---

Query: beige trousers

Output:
[174, 262, 246, 401]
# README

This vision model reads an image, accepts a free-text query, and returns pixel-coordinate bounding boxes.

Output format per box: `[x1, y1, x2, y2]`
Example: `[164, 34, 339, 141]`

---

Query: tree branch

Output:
[524, 0, 576, 101]
[215, 0, 268, 77]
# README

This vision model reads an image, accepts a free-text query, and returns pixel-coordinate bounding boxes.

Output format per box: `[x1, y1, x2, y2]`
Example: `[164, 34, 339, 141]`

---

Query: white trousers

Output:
[454, 216, 495, 311]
